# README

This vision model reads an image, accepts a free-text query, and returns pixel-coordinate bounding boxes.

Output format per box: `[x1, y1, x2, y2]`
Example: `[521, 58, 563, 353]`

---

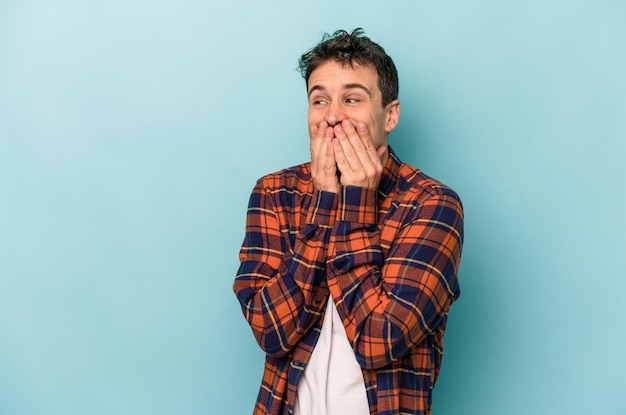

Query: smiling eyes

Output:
[310, 97, 363, 106]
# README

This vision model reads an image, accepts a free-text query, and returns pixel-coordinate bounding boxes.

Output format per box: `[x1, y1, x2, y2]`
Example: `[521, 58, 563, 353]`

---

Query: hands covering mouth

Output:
[310, 120, 386, 193]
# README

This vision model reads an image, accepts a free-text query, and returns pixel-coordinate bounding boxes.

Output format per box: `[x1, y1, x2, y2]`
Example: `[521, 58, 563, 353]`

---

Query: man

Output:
[234, 29, 464, 415]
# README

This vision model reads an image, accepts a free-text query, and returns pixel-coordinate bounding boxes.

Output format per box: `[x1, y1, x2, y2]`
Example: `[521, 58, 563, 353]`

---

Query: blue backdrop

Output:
[1, 1, 625, 414]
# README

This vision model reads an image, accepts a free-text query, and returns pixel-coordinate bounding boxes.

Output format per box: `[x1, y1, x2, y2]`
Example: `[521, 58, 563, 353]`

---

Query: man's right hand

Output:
[310, 121, 341, 193]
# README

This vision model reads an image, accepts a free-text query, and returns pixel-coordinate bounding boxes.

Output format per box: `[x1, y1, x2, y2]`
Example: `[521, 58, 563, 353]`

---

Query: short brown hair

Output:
[298, 28, 399, 107]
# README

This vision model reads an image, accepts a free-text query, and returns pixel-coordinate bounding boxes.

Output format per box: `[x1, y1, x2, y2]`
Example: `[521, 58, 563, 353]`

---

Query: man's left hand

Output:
[332, 120, 387, 190]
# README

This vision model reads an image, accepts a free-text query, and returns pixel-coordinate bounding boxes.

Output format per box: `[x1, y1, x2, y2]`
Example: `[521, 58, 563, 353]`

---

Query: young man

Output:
[234, 29, 464, 415]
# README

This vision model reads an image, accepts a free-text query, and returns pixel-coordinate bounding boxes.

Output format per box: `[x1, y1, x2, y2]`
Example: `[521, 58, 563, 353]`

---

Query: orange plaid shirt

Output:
[234, 148, 464, 415]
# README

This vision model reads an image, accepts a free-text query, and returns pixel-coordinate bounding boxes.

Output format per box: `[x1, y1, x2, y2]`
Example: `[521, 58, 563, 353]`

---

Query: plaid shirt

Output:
[234, 148, 464, 415]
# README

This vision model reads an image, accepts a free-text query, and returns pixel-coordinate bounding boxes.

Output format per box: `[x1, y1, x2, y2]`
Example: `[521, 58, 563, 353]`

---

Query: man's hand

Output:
[310, 121, 341, 193]
[332, 120, 387, 190]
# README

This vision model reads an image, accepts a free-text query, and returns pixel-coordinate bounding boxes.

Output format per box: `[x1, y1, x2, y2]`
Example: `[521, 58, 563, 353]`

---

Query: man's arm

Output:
[327, 120, 464, 369]
[327, 185, 464, 370]
[233, 178, 335, 358]
[234, 122, 343, 358]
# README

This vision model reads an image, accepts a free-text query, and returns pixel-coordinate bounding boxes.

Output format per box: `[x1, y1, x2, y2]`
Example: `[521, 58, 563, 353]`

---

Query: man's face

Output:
[307, 60, 399, 150]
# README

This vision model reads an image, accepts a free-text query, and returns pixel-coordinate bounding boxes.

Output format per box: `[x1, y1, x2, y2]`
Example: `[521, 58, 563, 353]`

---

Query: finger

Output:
[355, 122, 382, 164]
[310, 122, 341, 192]
[312, 122, 334, 174]
[331, 137, 349, 174]
[332, 126, 357, 174]
[333, 122, 364, 168]
[309, 121, 328, 157]
[336, 121, 385, 173]
[324, 138, 337, 174]
[338, 120, 378, 169]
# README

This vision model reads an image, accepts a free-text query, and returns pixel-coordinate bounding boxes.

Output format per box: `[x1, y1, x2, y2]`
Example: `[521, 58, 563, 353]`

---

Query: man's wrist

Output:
[306, 189, 338, 226]
[337, 186, 378, 224]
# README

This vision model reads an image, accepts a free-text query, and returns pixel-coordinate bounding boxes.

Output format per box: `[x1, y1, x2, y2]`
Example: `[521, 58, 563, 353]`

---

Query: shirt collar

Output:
[378, 145, 402, 201]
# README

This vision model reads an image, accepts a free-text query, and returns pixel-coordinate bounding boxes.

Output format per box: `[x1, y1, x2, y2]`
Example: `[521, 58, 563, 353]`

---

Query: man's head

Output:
[300, 29, 401, 153]
[298, 28, 399, 108]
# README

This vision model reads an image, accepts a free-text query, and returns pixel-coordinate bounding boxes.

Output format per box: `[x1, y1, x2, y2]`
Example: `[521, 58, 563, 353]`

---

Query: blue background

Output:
[1, 1, 625, 414]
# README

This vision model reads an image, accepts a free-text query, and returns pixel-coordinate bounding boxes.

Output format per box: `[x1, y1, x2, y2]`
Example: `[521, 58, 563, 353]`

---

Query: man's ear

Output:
[384, 100, 400, 133]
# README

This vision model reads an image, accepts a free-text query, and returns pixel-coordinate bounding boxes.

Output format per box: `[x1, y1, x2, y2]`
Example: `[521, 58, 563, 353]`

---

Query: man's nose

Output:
[324, 101, 345, 127]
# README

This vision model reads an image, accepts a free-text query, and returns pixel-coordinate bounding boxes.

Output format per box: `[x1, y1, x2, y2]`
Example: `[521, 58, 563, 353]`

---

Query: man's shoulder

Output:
[254, 161, 312, 192]
[396, 161, 462, 203]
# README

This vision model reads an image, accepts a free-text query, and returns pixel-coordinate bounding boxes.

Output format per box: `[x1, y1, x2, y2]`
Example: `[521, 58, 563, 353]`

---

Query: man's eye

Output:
[346, 98, 360, 104]
[311, 99, 326, 105]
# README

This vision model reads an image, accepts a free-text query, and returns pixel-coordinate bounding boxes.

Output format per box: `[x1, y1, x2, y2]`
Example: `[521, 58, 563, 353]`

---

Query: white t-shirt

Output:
[293, 296, 369, 415]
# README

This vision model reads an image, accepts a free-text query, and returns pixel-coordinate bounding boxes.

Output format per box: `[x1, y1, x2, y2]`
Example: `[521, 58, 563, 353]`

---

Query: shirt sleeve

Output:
[233, 179, 336, 357]
[326, 185, 464, 370]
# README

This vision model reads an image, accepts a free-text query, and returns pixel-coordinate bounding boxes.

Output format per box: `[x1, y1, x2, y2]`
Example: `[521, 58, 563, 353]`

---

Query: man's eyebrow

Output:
[344, 83, 371, 97]
[307, 83, 372, 97]
[307, 85, 325, 97]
